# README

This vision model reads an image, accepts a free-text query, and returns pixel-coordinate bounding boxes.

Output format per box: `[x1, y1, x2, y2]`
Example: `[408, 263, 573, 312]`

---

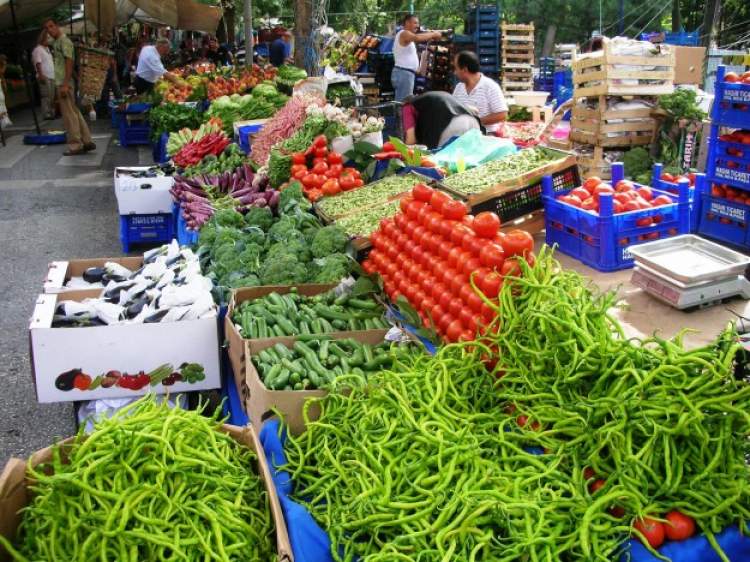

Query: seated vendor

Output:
[452, 51, 508, 135]
[402, 91, 482, 149]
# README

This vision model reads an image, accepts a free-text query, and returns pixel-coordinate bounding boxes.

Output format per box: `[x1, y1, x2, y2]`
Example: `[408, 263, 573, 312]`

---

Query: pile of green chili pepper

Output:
[0, 396, 276, 562]
[283, 245, 750, 562]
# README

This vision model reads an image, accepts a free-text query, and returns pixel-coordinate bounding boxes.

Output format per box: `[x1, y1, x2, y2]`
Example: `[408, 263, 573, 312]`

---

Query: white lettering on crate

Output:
[715, 167, 750, 185]
[710, 201, 747, 221]
[682, 132, 695, 170]
[131, 215, 167, 225]
[622, 247, 633, 261]
[725, 90, 750, 103]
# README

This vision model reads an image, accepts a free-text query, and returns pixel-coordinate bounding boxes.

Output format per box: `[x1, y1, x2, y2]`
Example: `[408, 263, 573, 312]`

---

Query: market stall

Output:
[2, 21, 750, 562]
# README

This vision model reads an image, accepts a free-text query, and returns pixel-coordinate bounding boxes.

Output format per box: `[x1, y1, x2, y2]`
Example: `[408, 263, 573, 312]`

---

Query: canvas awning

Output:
[0, 0, 67, 31]
[128, 0, 222, 32]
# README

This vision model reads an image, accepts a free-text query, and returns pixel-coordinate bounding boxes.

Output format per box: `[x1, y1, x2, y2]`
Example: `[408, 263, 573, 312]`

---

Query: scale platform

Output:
[628, 235, 750, 310]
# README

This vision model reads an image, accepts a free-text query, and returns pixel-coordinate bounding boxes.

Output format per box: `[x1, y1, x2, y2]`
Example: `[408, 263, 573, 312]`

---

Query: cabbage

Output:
[252, 84, 278, 98]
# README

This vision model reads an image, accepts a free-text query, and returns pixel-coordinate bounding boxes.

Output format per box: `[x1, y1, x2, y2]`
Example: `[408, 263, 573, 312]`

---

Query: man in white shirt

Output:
[391, 14, 443, 102]
[32, 31, 56, 119]
[134, 38, 178, 94]
[452, 50, 508, 134]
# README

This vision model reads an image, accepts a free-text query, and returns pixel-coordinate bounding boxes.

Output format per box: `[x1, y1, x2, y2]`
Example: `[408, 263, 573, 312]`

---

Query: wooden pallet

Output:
[569, 96, 657, 147]
[576, 146, 619, 180]
[572, 38, 674, 98]
[501, 22, 535, 32]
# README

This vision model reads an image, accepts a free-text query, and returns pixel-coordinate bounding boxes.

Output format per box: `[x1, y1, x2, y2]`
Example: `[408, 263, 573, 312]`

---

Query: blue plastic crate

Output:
[711, 66, 750, 130]
[543, 163, 691, 272]
[124, 102, 152, 114]
[119, 117, 151, 147]
[119, 213, 175, 253]
[152, 132, 169, 163]
[707, 136, 750, 191]
[664, 29, 699, 46]
[697, 191, 750, 248]
[176, 209, 200, 246]
[651, 163, 701, 232]
[237, 123, 264, 154]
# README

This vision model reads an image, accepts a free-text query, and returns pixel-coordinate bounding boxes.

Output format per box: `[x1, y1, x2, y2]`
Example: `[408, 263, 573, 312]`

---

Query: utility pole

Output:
[701, 0, 721, 48]
[671, 0, 681, 32]
[243, 0, 252, 68]
[618, 0, 624, 35]
[294, 0, 311, 69]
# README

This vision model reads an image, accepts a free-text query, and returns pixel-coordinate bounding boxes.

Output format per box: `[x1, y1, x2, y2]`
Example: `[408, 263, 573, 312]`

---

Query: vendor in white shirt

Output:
[391, 14, 444, 102]
[452, 51, 508, 134]
[134, 38, 179, 94]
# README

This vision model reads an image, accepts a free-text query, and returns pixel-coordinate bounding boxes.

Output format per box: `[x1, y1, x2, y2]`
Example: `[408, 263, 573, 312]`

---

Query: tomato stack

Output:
[362, 183, 535, 342]
[291, 135, 364, 202]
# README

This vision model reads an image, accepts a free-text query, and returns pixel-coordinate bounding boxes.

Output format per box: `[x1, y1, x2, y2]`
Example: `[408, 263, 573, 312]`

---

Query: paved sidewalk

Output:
[0, 108, 147, 466]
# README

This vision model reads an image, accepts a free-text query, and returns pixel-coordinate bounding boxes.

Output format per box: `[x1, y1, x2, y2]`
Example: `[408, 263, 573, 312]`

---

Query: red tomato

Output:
[461, 232, 483, 255]
[412, 224, 427, 243]
[480, 302, 495, 324]
[425, 213, 443, 235]
[312, 161, 329, 175]
[479, 243, 506, 270]
[430, 191, 451, 214]
[583, 177, 602, 192]
[635, 217, 653, 227]
[459, 306, 475, 328]
[463, 258, 482, 277]
[447, 246, 465, 269]
[652, 195, 673, 206]
[326, 164, 343, 178]
[437, 242, 453, 261]
[460, 284, 475, 303]
[501, 229, 534, 258]
[406, 200, 427, 221]
[314, 147, 329, 158]
[614, 192, 631, 205]
[417, 204, 432, 225]
[636, 187, 653, 201]
[291, 152, 306, 165]
[321, 178, 340, 196]
[589, 479, 606, 494]
[327, 151, 343, 165]
[613, 201, 625, 214]
[664, 512, 696, 541]
[581, 197, 598, 212]
[501, 258, 522, 277]
[624, 200, 641, 212]
[516, 415, 540, 430]
[466, 291, 484, 314]
[725, 72, 740, 83]
[565, 195, 583, 207]
[615, 180, 634, 192]
[413, 183, 435, 202]
[582, 467, 595, 481]
[450, 224, 474, 247]
[339, 173, 357, 191]
[442, 199, 468, 220]
[431, 283, 449, 302]
[399, 197, 413, 214]
[445, 319, 465, 342]
[447, 297, 464, 318]
[593, 183, 615, 202]
[437, 218, 455, 239]
[633, 518, 665, 549]
[475, 268, 502, 298]
[570, 187, 591, 201]
[421, 296, 436, 313]
[472, 212, 501, 238]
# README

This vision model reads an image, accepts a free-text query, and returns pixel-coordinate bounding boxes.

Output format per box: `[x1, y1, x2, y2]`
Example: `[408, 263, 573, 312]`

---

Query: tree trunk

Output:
[672, 0, 681, 32]
[541, 25, 556, 57]
[243, 0, 253, 68]
[294, 0, 311, 68]
[701, 0, 721, 48]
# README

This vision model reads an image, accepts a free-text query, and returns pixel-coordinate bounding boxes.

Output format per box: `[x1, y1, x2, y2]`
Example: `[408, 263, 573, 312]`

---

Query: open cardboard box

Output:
[43, 257, 144, 294]
[244, 330, 390, 435]
[113, 166, 175, 215]
[0, 424, 293, 562]
[29, 290, 221, 402]
[225, 284, 389, 391]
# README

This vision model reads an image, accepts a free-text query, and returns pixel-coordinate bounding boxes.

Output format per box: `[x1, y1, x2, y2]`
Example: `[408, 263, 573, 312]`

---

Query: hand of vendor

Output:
[58, 83, 70, 98]
[163, 71, 180, 84]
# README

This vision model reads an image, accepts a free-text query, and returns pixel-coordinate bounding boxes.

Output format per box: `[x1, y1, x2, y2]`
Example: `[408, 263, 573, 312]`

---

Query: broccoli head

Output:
[266, 239, 312, 263]
[244, 206, 274, 231]
[227, 274, 261, 288]
[197, 223, 218, 248]
[279, 181, 311, 213]
[238, 243, 264, 272]
[268, 215, 307, 243]
[259, 254, 307, 285]
[214, 209, 246, 229]
[311, 225, 349, 258]
[240, 225, 267, 246]
[310, 253, 353, 283]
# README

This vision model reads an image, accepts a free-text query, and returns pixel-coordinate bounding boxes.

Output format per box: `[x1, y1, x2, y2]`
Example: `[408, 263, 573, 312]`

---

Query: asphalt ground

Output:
[0, 109, 147, 466]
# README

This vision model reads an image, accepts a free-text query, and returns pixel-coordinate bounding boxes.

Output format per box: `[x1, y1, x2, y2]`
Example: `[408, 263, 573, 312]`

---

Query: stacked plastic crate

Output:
[535, 57, 555, 93]
[501, 22, 534, 92]
[697, 65, 750, 249]
[465, 4, 500, 78]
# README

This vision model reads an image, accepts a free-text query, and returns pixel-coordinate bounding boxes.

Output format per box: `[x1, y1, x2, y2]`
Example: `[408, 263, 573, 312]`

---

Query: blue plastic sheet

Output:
[260, 420, 334, 562]
[623, 526, 750, 562]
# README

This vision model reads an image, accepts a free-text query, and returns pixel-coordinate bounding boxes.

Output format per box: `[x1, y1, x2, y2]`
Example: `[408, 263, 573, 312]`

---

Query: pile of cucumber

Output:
[253, 339, 404, 390]
[232, 289, 390, 339]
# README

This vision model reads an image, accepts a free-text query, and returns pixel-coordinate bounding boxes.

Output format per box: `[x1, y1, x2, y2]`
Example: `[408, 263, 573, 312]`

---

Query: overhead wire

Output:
[599, 0, 650, 34]
[634, 0, 673, 39]
[619, 1, 665, 38]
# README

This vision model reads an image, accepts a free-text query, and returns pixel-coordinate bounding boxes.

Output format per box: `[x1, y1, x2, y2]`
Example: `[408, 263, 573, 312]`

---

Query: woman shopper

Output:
[391, 14, 443, 102]
[42, 18, 94, 156]
[32, 31, 56, 120]
[402, 91, 482, 149]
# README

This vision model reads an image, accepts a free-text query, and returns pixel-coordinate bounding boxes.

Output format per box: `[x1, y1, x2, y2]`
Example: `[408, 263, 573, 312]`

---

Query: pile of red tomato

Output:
[291, 135, 364, 202]
[556, 176, 674, 224]
[659, 172, 696, 186]
[362, 183, 535, 342]
[724, 71, 750, 85]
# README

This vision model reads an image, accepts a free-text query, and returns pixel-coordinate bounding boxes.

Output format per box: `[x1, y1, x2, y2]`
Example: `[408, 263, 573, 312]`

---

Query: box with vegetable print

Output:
[29, 290, 221, 402]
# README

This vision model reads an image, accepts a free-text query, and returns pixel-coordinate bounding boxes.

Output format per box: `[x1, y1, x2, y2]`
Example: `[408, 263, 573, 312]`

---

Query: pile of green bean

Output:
[284, 245, 750, 561]
[0, 397, 276, 562]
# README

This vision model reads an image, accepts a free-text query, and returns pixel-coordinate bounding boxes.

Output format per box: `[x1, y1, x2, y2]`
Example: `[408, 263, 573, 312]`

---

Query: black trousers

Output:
[133, 76, 154, 94]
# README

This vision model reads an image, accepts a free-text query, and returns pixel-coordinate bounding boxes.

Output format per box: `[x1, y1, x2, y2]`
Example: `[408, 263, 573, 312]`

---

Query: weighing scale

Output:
[628, 235, 750, 310]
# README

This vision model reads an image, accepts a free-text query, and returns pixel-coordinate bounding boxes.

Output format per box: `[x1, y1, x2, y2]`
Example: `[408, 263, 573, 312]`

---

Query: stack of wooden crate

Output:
[501, 22, 534, 92]
[571, 38, 675, 179]
[554, 44, 577, 68]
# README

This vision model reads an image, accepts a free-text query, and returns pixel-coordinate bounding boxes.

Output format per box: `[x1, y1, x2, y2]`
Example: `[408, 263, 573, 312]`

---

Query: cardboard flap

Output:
[44, 262, 68, 292]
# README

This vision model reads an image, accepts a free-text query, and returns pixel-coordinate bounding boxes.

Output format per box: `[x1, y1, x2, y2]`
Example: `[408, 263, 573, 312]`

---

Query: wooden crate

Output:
[576, 146, 619, 180]
[569, 96, 657, 147]
[572, 39, 674, 98]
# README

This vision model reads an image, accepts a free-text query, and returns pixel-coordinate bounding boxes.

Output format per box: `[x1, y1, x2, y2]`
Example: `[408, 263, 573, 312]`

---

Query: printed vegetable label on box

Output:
[724, 89, 750, 103]
[715, 167, 750, 186]
[709, 200, 748, 222]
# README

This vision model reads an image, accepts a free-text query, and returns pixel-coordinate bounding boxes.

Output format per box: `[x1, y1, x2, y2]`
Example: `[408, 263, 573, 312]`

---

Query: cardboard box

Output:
[0, 424, 293, 562]
[225, 284, 339, 382]
[674, 46, 706, 85]
[43, 257, 144, 294]
[29, 290, 221, 402]
[244, 330, 389, 435]
[114, 167, 174, 215]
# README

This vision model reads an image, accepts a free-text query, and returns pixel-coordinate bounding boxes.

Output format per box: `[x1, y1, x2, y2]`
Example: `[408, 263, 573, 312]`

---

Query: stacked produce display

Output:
[501, 22, 535, 92]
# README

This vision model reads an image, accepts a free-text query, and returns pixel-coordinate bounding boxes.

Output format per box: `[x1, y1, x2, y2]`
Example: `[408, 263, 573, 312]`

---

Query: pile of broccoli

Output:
[196, 188, 353, 300]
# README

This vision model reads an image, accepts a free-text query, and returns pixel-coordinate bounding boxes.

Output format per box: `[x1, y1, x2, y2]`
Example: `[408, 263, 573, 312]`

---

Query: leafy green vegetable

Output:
[244, 206, 274, 231]
[312, 225, 349, 258]
[622, 147, 653, 180]
[311, 253, 353, 283]
[268, 150, 293, 188]
[206, 93, 284, 135]
[147, 103, 203, 143]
